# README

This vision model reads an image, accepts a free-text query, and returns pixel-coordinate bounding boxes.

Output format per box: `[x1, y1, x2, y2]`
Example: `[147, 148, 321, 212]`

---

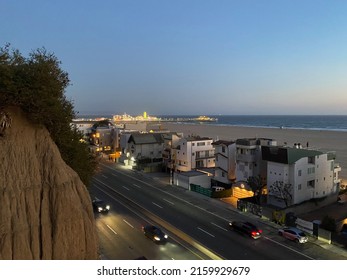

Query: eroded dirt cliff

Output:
[0, 107, 99, 259]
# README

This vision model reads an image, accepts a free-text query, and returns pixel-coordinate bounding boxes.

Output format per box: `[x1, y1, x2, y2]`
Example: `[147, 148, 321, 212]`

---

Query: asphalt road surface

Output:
[89, 162, 346, 260]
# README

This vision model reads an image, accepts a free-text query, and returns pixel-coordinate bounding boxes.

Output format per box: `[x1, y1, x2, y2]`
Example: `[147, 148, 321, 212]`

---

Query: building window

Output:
[222, 172, 225, 177]
[197, 142, 206, 146]
[308, 167, 315, 174]
[298, 170, 302, 176]
[192, 143, 195, 146]
[307, 180, 315, 188]
[298, 184, 302, 190]
[222, 146, 226, 153]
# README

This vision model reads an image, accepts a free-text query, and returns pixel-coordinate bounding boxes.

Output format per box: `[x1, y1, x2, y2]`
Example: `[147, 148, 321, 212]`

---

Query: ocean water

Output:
[160, 115, 347, 132]
[78, 114, 347, 132]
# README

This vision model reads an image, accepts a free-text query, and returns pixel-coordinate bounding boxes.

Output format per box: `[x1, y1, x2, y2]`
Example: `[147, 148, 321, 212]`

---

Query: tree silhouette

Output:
[0, 44, 97, 186]
[247, 175, 266, 204]
[268, 181, 293, 207]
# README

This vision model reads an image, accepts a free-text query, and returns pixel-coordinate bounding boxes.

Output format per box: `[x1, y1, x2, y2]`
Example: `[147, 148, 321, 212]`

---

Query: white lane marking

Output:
[101, 175, 108, 178]
[123, 219, 134, 228]
[106, 224, 118, 235]
[163, 198, 175, 205]
[122, 186, 130, 190]
[98, 165, 314, 259]
[211, 222, 228, 232]
[111, 173, 118, 177]
[152, 202, 163, 209]
[93, 177, 219, 260]
[198, 227, 215, 238]
[263, 236, 315, 260]
[133, 184, 142, 189]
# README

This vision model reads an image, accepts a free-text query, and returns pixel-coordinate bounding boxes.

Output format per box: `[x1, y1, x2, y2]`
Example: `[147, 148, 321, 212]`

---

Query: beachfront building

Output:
[173, 136, 215, 172]
[212, 140, 236, 188]
[262, 145, 341, 208]
[235, 138, 277, 182]
[173, 170, 211, 190]
[89, 121, 117, 153]
[125, 132, 164, 171]
[162, 132, 184, 172]
[70, 120, 94, 136]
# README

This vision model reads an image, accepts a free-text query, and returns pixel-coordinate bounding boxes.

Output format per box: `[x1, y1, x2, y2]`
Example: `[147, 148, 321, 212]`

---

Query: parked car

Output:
[142, 225, 168, 243]
[92, 199, 110, 213]
[228, 221, 262, 239]
[278, 227, 308, 243]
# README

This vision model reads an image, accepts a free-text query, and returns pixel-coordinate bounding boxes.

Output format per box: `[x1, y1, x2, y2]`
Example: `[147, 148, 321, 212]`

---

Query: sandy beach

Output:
[161, 122, 347, 182]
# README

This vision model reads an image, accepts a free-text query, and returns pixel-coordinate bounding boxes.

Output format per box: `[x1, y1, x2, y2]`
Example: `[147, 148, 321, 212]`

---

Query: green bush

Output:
[320, 215, 336, 232]
[0, 44, 97, 186]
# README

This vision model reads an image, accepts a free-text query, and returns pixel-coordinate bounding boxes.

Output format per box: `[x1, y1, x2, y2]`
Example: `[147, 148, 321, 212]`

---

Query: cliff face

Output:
[0, 107, 99, 259]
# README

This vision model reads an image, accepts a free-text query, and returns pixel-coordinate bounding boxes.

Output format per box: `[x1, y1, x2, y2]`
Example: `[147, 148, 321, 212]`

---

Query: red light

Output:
[258, 229, 263, 233]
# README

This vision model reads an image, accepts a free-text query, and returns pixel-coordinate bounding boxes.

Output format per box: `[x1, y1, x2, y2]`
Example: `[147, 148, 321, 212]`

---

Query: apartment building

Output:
[236, 138, 277, 182]
[262, 145, 341, 208]
[162, 132, 183, 171]
[89, 121, 117, 152]
[173, 136, 215, 172]
[212, 140, 236, 188]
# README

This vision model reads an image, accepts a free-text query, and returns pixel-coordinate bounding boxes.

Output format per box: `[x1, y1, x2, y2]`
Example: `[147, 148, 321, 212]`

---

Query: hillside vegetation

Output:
[0, 44, 96, 186]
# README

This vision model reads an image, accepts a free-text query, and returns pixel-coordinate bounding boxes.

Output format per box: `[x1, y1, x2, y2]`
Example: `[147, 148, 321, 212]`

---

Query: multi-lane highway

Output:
[90, 162, 346, 260]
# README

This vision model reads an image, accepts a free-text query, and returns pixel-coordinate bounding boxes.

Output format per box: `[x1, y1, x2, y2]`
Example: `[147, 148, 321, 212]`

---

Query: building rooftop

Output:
[262, 146, 324, 164]
[128, 133, 164, 144]
[178, 170, 208, 177]
[186, 136, 213, 142]
[212, 140, 235, 146]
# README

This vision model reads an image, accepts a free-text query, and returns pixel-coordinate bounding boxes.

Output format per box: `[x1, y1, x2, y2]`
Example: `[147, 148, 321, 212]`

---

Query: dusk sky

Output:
[2, 0, 347, 116]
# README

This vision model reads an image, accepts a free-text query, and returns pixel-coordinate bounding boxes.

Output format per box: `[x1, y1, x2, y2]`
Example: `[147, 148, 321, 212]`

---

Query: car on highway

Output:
[92, 199, 110, 213]
[278, 227, 308, 243]
[228, 221, 262, 239]
[142, 225, 168, 243]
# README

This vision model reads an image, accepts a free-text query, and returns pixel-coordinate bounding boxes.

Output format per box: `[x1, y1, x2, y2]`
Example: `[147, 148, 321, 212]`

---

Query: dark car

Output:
[92, 199, 110, 213]
[229, 221, 262, 239]
[142, 225, 168, 243]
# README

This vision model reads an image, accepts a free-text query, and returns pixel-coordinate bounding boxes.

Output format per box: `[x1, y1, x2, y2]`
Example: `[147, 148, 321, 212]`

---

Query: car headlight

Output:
[154, 236, 161, 241]
[106, 205, 110, 210]
[98, 207, 102, 212]
[164, 234, 168, 239]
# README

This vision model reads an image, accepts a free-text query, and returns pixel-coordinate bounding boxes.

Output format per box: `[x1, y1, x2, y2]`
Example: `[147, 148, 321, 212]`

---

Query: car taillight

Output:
[258, 229, 262, 233]
[251, 231, 257, 236]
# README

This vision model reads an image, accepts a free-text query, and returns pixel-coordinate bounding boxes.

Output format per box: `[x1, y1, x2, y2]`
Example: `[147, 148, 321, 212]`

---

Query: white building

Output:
[173, 170, 211, 189]
[262, 145, 341, 208]
[70, 121, 94, 136]
[212, 140, 236, 188]
[236, 138, 277, 182]
[173, 136, 215, 172]
[126, 132, 164, 169]
[162, 132, 183, 171]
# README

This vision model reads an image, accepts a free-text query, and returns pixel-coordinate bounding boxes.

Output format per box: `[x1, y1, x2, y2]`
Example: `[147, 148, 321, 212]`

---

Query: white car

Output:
[278, 227, 308, 243]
